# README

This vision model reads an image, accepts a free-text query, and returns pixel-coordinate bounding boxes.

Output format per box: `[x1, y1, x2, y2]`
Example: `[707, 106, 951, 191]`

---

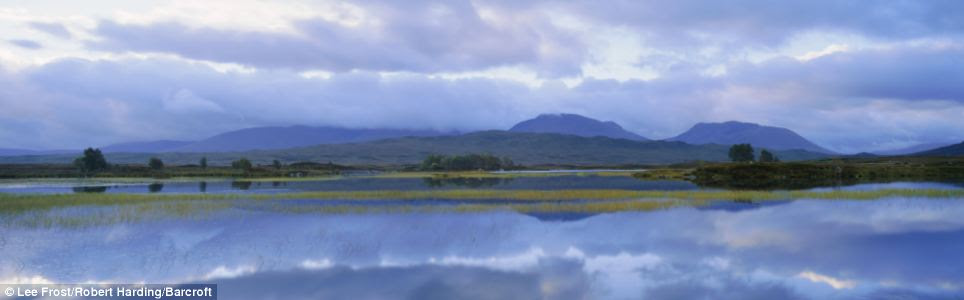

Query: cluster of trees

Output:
[421, 154, 515, 171]
[728, 144, 780, 163]
[232, 158, 253, 171]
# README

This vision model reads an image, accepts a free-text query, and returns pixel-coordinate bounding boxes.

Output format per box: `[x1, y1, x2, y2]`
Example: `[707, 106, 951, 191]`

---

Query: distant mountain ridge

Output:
[509, 114, 649, 141]
[912, 141, 964, 156]
[667, 121, 833, 153]
[873, 142, 955, 156]
[0, 131, 830, 165]
[99, 126, 457, 153]
[173, 126, 457, 152]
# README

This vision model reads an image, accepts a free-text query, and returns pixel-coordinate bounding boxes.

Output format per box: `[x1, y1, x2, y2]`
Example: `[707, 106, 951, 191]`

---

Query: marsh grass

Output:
[1, 188, 961, 211]
[2, 188, 961, 228]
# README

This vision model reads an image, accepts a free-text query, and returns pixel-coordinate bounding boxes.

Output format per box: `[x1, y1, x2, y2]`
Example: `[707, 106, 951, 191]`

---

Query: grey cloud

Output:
[643, 276, 804, 300]
[9, 57, 538, 148]
[728, 47, 964, 102]
[89, 0, 584, 76]
[29, 21, 72, 39]
[8, 39, 41, 49]
[210, 259, 588, 300]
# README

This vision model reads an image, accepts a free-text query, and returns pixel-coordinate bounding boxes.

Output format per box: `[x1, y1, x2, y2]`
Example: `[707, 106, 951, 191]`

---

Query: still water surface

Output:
[0, 179, 962, 299]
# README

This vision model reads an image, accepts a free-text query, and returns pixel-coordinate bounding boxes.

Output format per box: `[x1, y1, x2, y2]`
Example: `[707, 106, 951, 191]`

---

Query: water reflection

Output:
[71, 186, 108, 193]
[147, 183, 164, 193]
[422, 177, 512, 188]
[1, 198, 962, 299]
[230, 181, 252, 190]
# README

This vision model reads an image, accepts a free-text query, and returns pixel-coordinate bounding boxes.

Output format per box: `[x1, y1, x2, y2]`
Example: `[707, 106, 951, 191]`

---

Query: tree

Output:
[199, 157, 208, 169]
[232, 158, 253, 172]
[75, 147, 108, 175]
[148, 157, 164, 170]
[759, 150, 779, 162]
[272, 159, 282, 169]
[421, 154, 445, 171]
[728, 144, 755, 162]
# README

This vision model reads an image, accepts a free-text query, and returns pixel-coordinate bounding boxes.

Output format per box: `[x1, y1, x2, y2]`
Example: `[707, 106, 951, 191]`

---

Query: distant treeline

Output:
[0, 147, 355, 179]
[421, 154, 516, 171]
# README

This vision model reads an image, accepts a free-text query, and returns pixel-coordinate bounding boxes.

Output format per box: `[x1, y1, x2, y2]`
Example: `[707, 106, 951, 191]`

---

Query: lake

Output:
[0, 176, 962, 299]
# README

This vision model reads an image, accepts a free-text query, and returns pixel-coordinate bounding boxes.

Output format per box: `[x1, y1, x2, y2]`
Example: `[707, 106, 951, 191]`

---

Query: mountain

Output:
[101, 140, 194, 153]
[873, 142, 956, 156]
[509, 114, 649, 141]
[667, 121, 833, 153]
[0, 131, 829, 166]
[173, 126, 456, 152]
[912, 141, 964, 156]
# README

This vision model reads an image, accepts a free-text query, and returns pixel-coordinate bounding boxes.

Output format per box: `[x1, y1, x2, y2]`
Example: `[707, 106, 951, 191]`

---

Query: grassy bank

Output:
[2, 188, 962, 212]
[691, 157, 964, 189]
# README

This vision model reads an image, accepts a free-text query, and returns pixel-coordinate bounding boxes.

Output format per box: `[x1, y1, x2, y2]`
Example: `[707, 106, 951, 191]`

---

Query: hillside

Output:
[912, 141, 964, 156]
[667, 121, 833, 153]
[874, 142, 955, 156]
[0, 131, 829, 166]
[509, 114, 648, 140]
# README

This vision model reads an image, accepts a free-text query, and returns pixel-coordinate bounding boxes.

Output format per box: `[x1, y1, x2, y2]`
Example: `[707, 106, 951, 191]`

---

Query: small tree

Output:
[199, 157, 208, 169]
[759, 150, 779, 162]
[148, 157, 164, 170]
[728, 144, 755, 162]
[272, 159, 282, 170]
[75, 147, 108, 175]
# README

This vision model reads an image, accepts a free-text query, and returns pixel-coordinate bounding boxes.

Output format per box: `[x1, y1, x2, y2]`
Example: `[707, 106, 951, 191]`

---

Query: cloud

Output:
[797, 270, 857, 289]
[2, 48, 964, 152]
[8, 39, 41, 50]
[88, 1, 585, 76]
[728, 46, 964, 102]
[28, 21, 72, 39]
[643, 276, 804, 300]
[555, 0, 964, 47]
[162, 89, 224, 113]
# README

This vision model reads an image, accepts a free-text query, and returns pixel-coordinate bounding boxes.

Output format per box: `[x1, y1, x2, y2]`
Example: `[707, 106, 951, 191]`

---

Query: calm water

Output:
[0, 176, 700, 194]
[1, 178, 963, 299]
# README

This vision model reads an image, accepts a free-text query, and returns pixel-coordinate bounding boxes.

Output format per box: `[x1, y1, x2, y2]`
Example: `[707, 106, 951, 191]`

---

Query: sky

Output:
[1, 0, 963, 153]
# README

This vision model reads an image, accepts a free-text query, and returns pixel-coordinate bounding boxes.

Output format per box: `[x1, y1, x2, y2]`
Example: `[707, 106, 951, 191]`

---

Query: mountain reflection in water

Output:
[1, 197, 962, 299]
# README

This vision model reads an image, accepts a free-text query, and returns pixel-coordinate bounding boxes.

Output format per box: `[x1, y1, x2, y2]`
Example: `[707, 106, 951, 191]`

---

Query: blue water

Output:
[1, 196, 963, 299]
